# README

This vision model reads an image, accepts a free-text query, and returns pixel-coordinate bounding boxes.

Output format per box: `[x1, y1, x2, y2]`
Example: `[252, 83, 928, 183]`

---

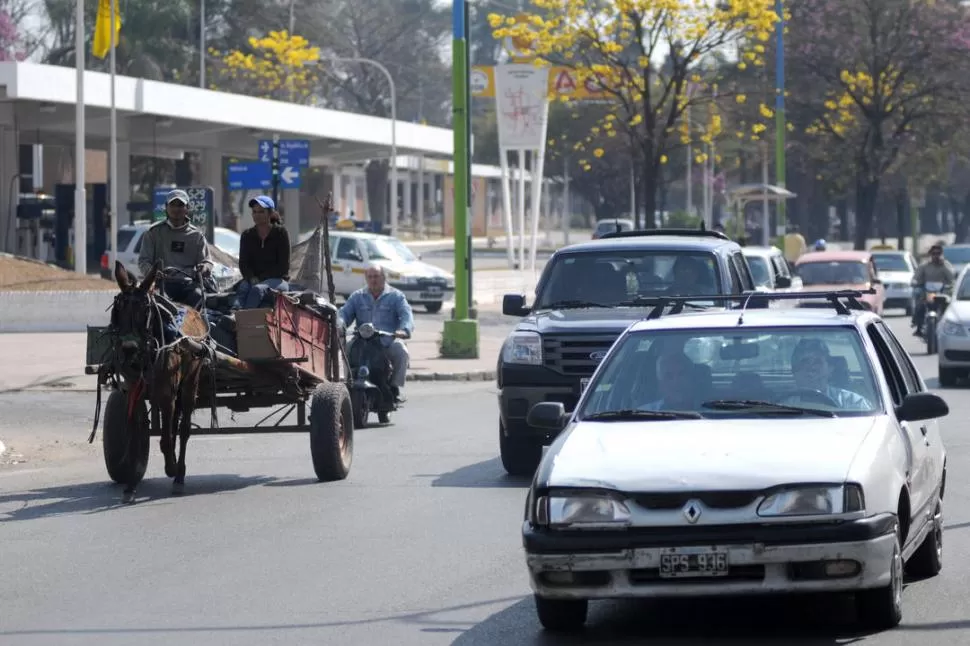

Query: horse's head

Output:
[110, 260, 163, 378]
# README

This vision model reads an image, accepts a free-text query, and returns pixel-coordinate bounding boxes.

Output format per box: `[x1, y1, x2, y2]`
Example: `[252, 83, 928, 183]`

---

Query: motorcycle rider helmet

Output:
[814, 239, 827, 251]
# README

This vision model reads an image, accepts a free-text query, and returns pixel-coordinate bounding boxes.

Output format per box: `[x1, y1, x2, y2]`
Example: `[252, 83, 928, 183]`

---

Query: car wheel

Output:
[907, 498, 944, 578]
[938, 367, 960, 388]
[534, 595, 588, 632]
[499, 420, 543, 477]
[855, 522, 903, 630]
[425, 302, 443, 314]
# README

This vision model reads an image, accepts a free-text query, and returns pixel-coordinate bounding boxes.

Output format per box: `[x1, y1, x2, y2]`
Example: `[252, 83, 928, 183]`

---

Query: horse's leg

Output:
[173, 361, 203, 494]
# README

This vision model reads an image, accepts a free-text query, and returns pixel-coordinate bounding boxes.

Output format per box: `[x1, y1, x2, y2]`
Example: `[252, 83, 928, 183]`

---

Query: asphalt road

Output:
[419, 248, 553, 273]
[2, 313, 970, 646]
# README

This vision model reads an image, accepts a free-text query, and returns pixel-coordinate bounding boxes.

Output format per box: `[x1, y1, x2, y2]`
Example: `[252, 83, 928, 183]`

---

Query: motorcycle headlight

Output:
[535, 493, 632, 528]
[358, 323, 376, 339]
[757, 484, 864, 517]
[357, 366, 370, 379]
[942, 320, 967, 337]
[502, 331, 542, 365]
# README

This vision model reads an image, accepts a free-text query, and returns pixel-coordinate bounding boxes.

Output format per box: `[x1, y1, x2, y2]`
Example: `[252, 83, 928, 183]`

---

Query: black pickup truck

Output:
[496, 229, 759, 476]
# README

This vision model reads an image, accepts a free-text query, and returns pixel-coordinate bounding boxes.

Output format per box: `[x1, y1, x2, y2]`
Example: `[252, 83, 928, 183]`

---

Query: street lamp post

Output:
[322, 57, 398, 237]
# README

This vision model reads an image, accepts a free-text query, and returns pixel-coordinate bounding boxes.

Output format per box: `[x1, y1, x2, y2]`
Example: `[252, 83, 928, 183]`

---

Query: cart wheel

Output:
[309, 382, 354, 482]
[351, 390, 369, 429]
[102, 388, 150, 485]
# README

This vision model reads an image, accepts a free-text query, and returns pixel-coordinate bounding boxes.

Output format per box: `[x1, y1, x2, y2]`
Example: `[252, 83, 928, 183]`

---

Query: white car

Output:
[328, 230, 455, 313]
[871, 250, 918, 315]
[521, 291, 949, 633]
[742, 246, 802, 292]
[936, 263, 970, 386]
[100, 221, 242, 291]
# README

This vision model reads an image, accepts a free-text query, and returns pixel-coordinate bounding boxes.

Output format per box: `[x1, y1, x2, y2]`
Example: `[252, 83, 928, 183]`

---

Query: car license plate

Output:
[580, 377, 590, 392]
[419, 291, 443, 300]
[426, 285, 442, 293]
[659, 548, 729, 578]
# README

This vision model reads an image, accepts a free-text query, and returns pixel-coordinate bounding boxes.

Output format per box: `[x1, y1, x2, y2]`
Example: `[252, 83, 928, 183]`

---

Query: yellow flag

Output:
[92, 0, 122, 60]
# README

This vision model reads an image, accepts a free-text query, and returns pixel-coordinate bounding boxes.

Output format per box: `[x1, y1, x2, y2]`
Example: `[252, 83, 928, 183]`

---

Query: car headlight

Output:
[757, 484, 864, 517]
[942, 320, 966, 337]
[502, 331, 542, 365]
[535, 494, 632, 528]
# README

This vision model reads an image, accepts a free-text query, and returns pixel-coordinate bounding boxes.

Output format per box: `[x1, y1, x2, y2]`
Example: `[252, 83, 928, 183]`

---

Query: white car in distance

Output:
[521, 291, 949, 634]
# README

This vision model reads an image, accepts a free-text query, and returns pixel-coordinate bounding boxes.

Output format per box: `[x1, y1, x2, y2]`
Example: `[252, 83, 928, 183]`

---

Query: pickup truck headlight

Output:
[942, 320, 966, 337]
[502, 331, 542, 365]
[757, 484, 864, 517]
[535, 494, 632, 528]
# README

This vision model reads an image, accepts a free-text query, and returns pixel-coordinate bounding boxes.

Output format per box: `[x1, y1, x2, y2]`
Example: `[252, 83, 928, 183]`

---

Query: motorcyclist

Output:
[911, 242, 955, 336]
[338, 264, 414, 403]
[137, 189, 213, 310]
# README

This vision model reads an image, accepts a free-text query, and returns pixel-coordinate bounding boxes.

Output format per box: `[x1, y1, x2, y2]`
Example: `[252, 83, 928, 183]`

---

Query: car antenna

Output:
[736, 292, 757, 325]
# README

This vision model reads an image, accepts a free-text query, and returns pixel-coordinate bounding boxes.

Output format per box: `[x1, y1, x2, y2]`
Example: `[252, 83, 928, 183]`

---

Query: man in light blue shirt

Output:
[338, 264, 414, 399]
[639, 351, 701, 412]
[782, 338, 872, 409]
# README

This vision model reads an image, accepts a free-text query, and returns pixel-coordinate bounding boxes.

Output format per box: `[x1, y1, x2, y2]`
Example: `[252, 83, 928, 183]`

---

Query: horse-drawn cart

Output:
[84, 205, 354, 501]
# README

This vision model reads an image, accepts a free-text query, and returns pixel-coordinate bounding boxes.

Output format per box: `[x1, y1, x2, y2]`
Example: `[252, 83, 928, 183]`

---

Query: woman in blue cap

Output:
[233, 195, 291, 310]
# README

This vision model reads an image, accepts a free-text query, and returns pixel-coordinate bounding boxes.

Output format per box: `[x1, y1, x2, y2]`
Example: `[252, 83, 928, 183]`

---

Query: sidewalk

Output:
[0, 322, 513, 394]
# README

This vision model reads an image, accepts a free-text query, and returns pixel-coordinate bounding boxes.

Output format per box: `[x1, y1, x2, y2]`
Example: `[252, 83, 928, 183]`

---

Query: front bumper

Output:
[938, 329, 970, 367]
[393, 284, 454, 304]
[524, 514, 896, 599]
[499, 365, 588, 437]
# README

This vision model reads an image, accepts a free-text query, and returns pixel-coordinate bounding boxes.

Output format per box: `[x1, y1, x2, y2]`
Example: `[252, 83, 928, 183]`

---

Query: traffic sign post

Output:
[271, 134, 280, 210]
[258, 139, 310, 167]
[227, 163, 303, 191]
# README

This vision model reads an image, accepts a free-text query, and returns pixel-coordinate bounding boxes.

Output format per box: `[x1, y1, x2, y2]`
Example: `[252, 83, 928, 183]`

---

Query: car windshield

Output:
[956, 272, 970, 300]
[364, 237, 418, 262]
[595, 220, 634, 234]
[943, 246, 970, 265]
[872, 253, 909, 272]
[579, 326, 882, 419]
[111, 229, 137, 252]
[214, 229, 241, 257]
[745, 256, 772, 287]
[534, 250, 722, 308]
[797, 261, 868, 286]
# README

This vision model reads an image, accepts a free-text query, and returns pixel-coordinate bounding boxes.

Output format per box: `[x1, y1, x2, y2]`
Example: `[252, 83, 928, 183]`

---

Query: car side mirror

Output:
[502, 293, 530, 316]
[896, 392, 949, 422]
[527, 402, 568, 431]
[775, 275, 792, 288]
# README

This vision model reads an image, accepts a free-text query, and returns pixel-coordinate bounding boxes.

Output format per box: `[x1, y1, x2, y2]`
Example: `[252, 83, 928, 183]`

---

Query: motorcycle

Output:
[919, 281, 951, 355]
[346, 322, 401, 427]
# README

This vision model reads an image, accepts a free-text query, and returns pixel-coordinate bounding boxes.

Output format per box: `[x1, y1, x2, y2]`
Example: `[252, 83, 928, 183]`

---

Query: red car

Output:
[794, 250, 886, 314]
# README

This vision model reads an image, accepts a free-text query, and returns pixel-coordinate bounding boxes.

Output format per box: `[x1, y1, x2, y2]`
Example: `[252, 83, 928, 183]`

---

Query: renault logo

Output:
[683, 501, 702, 524]
[589, 351, 607, 362]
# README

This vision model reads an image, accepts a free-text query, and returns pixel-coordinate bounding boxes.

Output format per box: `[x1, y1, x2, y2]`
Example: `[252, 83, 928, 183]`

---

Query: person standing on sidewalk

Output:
[232, 195, 291, 310]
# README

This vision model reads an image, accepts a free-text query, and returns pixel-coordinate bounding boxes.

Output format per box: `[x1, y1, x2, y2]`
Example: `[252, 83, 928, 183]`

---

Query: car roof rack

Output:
[642, 289, 875, 320]
[598, 228, 731, 241]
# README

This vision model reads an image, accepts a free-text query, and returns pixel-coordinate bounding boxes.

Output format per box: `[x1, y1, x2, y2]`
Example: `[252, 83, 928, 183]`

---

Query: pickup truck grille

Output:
[542, 334, 621, 376]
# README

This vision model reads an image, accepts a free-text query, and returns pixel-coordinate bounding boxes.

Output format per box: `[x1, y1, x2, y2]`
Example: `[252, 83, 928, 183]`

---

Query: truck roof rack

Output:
[598, 228, 731, 241]
[642, 289, 876, 320]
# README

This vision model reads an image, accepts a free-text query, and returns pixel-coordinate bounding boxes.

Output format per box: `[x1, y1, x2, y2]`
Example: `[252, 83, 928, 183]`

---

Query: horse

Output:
[105, 260, 215, 502]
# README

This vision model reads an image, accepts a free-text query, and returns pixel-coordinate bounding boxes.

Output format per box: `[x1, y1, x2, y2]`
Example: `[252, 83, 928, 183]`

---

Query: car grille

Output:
[629, 491, 762, 510]
[415, 277, 448, 288]
[542, 334, 621, 376]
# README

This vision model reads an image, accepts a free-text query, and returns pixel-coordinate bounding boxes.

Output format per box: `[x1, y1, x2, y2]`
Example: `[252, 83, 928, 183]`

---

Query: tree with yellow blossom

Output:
[210, 30, 321, 103]
[488, 0, 779, 227]
[788, 0, 970, 249]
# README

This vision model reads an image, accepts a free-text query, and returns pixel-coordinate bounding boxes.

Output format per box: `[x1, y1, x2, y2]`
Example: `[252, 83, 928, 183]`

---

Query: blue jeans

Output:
[233, 278, 289, 309]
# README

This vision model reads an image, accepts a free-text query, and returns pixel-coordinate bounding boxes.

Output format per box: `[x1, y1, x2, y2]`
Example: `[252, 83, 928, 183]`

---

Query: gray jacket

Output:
[138, 219, 211, 277]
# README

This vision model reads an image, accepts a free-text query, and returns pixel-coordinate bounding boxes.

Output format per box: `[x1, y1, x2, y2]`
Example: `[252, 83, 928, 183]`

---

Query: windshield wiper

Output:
[701, 399, 836, 418]
[583, 409, 703, 421]
[540, 300, 611, 310]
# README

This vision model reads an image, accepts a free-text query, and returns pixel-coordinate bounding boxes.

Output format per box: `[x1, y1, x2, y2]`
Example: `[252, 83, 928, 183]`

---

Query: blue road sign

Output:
[227, 162, 303, 191]
[257, 139, 310, 167]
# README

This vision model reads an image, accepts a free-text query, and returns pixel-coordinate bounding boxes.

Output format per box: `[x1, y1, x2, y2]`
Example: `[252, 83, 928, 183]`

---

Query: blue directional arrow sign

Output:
[257, 139, 310, 167]
[227, 162, 303, 191]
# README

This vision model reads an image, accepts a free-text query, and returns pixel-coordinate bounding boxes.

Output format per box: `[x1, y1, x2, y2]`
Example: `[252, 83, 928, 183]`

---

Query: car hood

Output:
[374, 259, 454, 281]
[545, 416, 879, 491]
[517, 307, 664, 335]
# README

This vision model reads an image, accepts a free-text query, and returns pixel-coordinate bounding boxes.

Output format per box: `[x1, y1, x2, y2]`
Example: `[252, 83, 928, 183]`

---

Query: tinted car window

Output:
[114, 229, 136, 252]
[534, 250, 722, 308]
[746, 255, 772, 287]
[871, 253, 910, 272]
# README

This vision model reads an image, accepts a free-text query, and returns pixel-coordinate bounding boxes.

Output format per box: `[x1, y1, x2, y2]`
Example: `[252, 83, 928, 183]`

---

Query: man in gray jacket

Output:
[137, 189, 213, 309]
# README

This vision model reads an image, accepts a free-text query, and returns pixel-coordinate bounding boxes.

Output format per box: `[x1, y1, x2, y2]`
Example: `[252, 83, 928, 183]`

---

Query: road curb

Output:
[407, 369, 496, 382]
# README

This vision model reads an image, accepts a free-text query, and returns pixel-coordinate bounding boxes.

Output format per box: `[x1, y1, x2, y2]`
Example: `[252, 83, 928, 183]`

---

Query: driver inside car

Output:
[338, 264, 414, 403]
[781, 339, 871, 409]
[638, 351, 705, 411]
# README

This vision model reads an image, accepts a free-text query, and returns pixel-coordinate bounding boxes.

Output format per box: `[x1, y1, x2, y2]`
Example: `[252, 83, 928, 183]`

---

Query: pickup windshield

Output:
[533, 250, 722, 309]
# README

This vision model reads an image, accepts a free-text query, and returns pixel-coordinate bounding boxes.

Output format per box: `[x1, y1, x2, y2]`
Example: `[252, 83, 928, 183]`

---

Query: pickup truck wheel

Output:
[856, 523, 903, 630]
[499, 420, 542, 476]
[907, 499, 943, 578]
[534, 595, 588, 632]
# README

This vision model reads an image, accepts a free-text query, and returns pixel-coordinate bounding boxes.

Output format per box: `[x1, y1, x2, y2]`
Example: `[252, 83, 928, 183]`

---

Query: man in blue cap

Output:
[137, 188, 213, 309]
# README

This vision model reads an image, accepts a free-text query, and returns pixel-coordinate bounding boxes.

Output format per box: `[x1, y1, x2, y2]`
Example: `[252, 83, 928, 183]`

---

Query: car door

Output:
[878, 320, 945, 504]
[334, 236, 365, 296]
[867, 322, 933, 534]
[868, 257, 886, 310]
